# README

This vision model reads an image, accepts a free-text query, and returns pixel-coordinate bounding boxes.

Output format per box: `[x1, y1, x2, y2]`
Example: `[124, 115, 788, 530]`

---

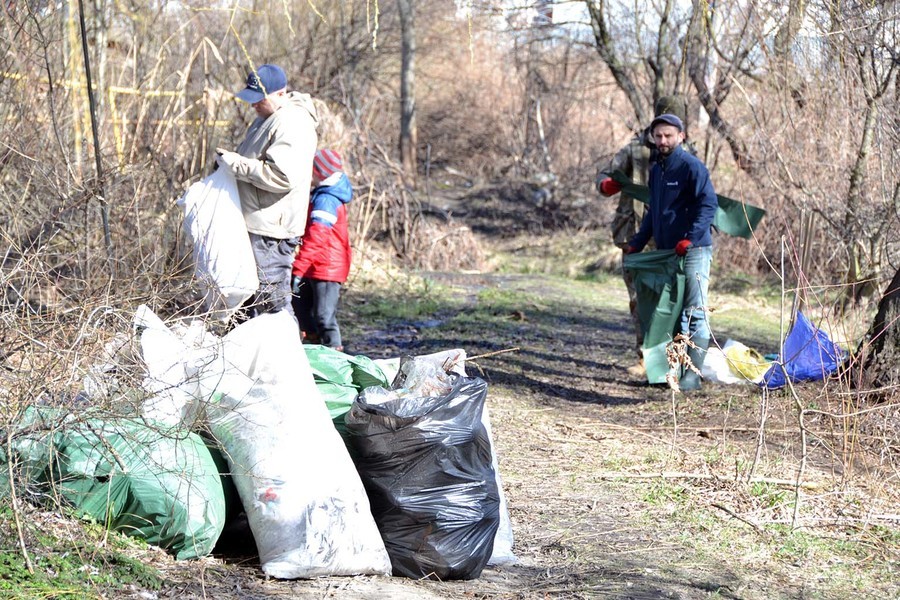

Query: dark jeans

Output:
[247, 233, 300, 320]
[291, 277, 343, 348]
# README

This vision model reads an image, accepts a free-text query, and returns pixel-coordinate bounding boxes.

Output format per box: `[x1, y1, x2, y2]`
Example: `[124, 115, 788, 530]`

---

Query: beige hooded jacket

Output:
[231, 92, 319, 239]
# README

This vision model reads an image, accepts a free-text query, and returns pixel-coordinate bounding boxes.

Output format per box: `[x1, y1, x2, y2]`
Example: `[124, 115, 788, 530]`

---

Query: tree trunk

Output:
[397, 0, 417, 186]
[684, 0, 758, 176]
[855, 266, 900, 397]
[844, 95, 877, 303]
[652, 0, 675, 103]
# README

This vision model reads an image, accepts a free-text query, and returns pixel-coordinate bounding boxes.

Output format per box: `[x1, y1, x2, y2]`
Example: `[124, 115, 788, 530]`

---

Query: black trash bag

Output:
[344, 363, 500, 580]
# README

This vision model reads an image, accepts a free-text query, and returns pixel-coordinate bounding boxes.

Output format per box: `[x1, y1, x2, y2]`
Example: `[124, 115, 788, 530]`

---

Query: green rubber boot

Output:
[679, 337, 709, 392]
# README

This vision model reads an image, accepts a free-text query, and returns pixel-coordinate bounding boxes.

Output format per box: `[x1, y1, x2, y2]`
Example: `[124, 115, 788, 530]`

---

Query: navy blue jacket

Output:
[628, 145, 718, 251]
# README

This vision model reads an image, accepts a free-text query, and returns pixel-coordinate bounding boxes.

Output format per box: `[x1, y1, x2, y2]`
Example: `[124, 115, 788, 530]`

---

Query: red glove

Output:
[623, 245, 637, 255]
[599, 178, 623, 196]
[675, 239, 692, 256]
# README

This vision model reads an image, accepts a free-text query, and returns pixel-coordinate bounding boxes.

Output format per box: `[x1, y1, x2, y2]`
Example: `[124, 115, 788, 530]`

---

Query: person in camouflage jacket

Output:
[596, 95, 690, 374]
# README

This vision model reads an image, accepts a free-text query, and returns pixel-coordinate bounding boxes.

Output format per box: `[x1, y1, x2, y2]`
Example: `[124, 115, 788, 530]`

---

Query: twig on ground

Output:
[595, 470, 824, 490]
[457, 347, 520, 376]
[711, 502, 767, 537]
[466, 347, 520, 362]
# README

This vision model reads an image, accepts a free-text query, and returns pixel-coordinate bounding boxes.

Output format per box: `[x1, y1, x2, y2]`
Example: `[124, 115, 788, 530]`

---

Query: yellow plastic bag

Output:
[723, 340, 771, 382]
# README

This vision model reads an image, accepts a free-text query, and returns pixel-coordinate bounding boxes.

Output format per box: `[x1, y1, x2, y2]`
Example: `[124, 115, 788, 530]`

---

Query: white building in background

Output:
[454, 0, 589, 35]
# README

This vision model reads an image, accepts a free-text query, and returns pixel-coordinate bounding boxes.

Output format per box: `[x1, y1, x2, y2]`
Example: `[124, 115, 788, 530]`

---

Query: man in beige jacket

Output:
[217, 64, 319, 321]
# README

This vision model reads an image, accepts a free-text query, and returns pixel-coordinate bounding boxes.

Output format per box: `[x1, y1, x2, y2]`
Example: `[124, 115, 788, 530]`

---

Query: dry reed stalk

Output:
[4, 429, 33, 574]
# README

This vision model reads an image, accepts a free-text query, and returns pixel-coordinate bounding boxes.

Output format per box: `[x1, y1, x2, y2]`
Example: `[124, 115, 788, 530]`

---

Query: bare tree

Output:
[832, 1, 898, 303]
[397, 0, 417, 185]
[585, 0, 678, 128]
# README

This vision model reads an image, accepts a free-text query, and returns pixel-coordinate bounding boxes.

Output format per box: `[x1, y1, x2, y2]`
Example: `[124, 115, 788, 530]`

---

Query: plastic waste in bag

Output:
[701, 346, 744, 385]
[371, 349, 517, 567]
[135, 306, 390, 578]
[760, 311, 848, 389]
[1, 408, 226, 561]
[701, 339, 771, 385]
[198, 311, 391, 579]
[178, 168, 258, 320]
[723, 340, 771, 383]
[345, 357, 501, 580]
[304, 345, 390, 438]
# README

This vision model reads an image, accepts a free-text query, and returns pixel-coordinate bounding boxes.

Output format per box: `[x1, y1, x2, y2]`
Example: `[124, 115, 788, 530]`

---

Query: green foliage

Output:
[702, 446, 723, 467]
[575, 269, 611, 284]
[475, 286, 521, 309]
[769, 524, 869, 564]
[712, 271, 779, 300]
[749, 481, 788, 509]
[490, 233, 610, 279]
[0, 505, 164, 599]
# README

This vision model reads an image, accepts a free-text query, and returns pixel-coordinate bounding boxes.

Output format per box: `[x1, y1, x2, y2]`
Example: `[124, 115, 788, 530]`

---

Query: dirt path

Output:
[156, 269, 736, 600]
[341, 271, 759, 599]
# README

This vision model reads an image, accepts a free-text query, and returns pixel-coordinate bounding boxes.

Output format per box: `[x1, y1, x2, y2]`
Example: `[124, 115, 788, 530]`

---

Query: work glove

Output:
[675, 239, 693, 256]
[291, 275, 302, 295]
[215, 147, 243, 172]
[598, 177, 623, 196]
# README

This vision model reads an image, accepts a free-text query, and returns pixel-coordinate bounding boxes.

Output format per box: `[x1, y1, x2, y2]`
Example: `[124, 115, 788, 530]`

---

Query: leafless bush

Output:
[404, 219, 485, 272]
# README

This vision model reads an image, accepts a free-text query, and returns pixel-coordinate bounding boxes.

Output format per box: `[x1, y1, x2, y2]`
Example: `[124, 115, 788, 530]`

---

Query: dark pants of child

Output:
[291, 277, 343, 349]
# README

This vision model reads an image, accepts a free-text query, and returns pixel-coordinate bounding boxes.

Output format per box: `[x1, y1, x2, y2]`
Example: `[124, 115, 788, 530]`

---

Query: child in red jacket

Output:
[291, 149, 352, 351]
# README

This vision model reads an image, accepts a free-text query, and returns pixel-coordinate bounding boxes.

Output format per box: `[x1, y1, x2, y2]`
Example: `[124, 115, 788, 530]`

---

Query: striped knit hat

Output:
[313, 149, 343, 179]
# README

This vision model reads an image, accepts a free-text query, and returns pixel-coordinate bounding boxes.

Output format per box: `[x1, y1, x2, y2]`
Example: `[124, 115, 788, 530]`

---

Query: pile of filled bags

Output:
[0, 306, 514, 580]
[2, 168, 515, 580]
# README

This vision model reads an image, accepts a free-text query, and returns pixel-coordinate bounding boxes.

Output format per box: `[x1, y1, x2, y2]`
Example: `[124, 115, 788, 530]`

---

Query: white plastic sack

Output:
[135, 305, 220, 427]
[178, 169, 258, 320]
[701, 346, 746, 385]
[701, 340, 770, 385]
[374, 348, 517, 566]
[136, 307, 390, 578]
[201, 311, 391, 579]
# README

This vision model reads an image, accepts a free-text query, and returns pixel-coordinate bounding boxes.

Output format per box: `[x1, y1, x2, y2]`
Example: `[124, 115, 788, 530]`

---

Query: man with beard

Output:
[624, 113, 718, 391]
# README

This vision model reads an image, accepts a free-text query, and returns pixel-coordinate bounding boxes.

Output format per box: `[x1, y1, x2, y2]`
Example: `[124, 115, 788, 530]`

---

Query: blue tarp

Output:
[759, 311, 847, 389]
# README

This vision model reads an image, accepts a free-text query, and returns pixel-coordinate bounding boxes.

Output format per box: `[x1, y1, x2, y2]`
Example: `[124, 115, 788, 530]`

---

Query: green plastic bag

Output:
[305, 345, 390, 429]
[2, 410, 226, 560]
[624, 249, 685, 384]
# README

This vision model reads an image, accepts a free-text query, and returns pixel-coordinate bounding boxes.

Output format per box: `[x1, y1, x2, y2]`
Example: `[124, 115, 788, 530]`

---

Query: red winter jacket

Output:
[292, 173, 352, 282]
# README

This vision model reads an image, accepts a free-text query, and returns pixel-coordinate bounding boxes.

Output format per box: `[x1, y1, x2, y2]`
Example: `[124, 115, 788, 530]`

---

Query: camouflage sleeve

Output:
[595, 143, 633, 192]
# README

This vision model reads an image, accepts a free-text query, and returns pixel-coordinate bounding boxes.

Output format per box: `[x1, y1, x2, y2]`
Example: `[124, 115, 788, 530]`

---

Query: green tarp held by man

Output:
[607, 170, 766, 239]
[623, 250, 686, 384]
[611, 170, 765, 383]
